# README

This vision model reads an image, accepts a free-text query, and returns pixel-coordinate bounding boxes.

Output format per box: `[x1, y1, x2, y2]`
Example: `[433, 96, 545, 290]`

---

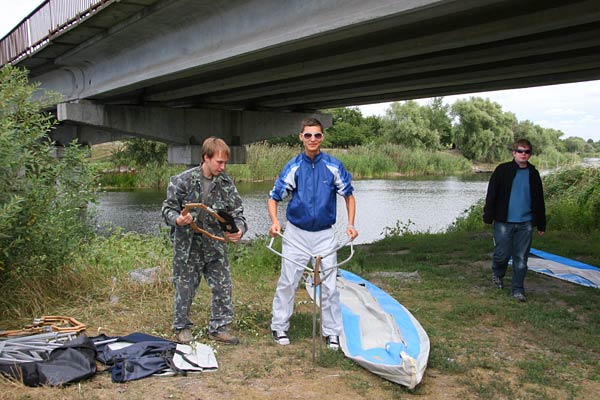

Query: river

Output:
[94, 176, 489, 244]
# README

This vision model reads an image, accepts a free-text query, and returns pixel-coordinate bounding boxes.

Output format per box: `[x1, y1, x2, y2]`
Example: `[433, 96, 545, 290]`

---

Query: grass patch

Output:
[0, 228, 598, 399]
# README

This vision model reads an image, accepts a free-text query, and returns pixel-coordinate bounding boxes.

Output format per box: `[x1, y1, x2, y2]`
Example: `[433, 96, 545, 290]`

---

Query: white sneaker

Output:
[272, 330, 290, 345]
[326, 335, 340, 351]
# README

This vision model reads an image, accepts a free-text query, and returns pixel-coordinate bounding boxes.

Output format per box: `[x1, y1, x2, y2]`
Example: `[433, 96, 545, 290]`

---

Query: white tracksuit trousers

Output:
[271, 223, 342, 336]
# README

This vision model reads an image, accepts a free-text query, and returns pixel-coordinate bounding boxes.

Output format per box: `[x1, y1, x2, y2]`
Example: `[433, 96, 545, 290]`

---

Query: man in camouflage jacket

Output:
[162, 137, 247, 344]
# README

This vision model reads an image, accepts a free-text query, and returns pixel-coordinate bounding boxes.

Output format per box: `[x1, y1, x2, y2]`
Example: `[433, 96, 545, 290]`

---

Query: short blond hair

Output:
[202, 137, 230, 159]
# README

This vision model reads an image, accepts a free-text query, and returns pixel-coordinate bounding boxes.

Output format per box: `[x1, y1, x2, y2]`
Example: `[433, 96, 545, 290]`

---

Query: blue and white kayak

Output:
[528, 248, 600, 289]
[309, 269, 430, 389]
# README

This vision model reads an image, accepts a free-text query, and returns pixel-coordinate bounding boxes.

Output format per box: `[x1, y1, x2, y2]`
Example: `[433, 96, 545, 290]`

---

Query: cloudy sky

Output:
[2, 0, 600, 142]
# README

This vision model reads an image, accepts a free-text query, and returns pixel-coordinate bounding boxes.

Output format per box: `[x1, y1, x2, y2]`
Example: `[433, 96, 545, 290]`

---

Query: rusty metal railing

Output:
[0, 0, 115, 66]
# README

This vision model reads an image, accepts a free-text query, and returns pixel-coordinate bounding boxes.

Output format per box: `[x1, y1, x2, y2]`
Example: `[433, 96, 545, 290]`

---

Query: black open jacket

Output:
[483, 160, 546, 231]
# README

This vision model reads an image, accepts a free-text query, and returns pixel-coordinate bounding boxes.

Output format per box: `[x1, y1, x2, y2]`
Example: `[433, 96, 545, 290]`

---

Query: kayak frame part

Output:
[0, 315, 86, 338]
[267, 231, 354, 362]
[182, 202, 228, 242]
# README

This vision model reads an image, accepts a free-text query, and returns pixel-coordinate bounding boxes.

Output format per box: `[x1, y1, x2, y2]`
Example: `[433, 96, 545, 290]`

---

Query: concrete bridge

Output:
[2, 0, 600, 163]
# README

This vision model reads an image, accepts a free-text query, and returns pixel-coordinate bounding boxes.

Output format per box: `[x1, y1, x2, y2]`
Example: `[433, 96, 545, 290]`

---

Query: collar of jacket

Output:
[192, 164, 230, 185]
[301, 151, 323, 164]
[511, 159, 534, 170]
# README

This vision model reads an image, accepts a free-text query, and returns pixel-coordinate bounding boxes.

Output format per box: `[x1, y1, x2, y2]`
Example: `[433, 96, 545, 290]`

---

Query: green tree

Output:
[426, 97, 453, 147]
[382, 100, 441, 149]
[324, 120, 363, 147]
[323, 107, 371, 147]
[265, 134, 303, 147]
[563, 136, 587, 153]
[261, 107, 386, 149]
[514, 120, 563, 155]
[111, 138, 168, 165]
[363, 115, 384, 143]
[583, 141, 595, 154]
[451, 97, 516, 162]
[0, 66, 97, 275]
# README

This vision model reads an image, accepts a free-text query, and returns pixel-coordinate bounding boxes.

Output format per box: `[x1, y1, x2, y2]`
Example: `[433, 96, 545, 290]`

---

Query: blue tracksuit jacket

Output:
[269, 151, 354, 232]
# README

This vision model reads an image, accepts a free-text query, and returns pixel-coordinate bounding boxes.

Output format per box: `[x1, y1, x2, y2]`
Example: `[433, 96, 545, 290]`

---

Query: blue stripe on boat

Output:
[531, 248, 600, 271]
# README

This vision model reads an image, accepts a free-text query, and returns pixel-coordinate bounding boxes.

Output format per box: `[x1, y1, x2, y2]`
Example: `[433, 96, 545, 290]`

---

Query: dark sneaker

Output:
[209, 331, 240, 345]
[326, 335, 340, 351]
[513, 293, 527, 302]
[175, 328, 193, 343]
[492, 274, 504, 289]
[272, 330, 290, 345]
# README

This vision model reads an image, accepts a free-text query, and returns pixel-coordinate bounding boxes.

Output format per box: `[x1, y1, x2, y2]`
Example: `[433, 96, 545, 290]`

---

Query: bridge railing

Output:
[0, 0, 114, 66]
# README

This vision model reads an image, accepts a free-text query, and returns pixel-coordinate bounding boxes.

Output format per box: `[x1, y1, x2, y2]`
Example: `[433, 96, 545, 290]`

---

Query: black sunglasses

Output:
[514, 149, 531, 154]
[302, 132, 323, 140]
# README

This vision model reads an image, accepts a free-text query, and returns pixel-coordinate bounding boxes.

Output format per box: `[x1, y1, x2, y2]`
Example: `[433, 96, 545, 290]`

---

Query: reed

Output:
[531, 150, 581, 170]
[331, 143, 472, 177]
[134, 162, 186, 189]
[543, 166, 600, 232]
[226, 143, 298, 182]
[97, 143, 475, 188]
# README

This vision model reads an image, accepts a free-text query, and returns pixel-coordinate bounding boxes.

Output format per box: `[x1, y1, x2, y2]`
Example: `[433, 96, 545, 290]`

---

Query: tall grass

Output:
[531, 149, 581, 170]
[99, 162, 185, 189]
[0, 230, 172, 321]
[330, 143, 472, 177]
[543, 166, 600, 232]
[329, 144, 396, 177]
[97, 142, 474, 188]
[226, 143, 298, 182]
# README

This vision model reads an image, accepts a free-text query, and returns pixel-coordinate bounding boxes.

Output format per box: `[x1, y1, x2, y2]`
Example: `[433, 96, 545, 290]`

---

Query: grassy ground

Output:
[1, 229, 598, 399]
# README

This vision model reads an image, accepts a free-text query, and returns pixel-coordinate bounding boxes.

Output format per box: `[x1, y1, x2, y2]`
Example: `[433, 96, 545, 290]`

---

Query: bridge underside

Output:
[9, 0, 600, 161]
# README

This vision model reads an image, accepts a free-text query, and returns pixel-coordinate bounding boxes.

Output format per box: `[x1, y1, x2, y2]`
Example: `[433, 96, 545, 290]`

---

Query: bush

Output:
[543, 166, 600, 232]
[0, 66, 98, 275]
[448, 199, 486, 232]
[111, 138, 168, 165]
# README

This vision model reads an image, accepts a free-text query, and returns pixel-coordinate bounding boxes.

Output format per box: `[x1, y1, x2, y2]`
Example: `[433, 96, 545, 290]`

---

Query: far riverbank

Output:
[93, 142, 583, 190]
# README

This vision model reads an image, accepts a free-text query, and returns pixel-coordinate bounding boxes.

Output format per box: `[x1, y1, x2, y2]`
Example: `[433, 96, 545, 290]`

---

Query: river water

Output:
[94, 176, 489, 244]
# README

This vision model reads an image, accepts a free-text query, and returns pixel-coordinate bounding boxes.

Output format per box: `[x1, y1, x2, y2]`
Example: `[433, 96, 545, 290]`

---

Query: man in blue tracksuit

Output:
[268, 117, 358, 350]
[483, 138, 546, 302]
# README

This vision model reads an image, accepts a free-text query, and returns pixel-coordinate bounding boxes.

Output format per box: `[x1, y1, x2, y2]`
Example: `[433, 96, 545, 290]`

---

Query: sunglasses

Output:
[514, 149, 532, 154]
[302, 132, 323, 140]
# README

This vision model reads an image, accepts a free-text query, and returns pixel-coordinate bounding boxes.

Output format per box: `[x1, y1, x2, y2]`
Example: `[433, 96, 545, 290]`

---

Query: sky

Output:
[2, 0, 600, 142]
[357, 83, 600, 143]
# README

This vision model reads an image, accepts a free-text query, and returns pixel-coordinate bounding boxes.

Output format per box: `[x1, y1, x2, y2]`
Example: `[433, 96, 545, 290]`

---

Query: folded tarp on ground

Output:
[0, 334, 97, 387]
[528, 248, 600, 289]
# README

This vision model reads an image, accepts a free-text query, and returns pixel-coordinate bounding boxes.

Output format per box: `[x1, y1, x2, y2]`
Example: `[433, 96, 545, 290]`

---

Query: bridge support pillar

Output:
[168, 144, 247, 165]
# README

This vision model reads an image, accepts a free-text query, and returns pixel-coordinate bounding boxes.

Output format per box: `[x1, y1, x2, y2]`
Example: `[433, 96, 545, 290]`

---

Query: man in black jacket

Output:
[483, 139, 546, 302]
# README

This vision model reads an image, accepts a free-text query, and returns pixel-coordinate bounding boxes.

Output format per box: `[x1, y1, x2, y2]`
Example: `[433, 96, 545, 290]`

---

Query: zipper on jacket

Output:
[312, 159, 317, 231]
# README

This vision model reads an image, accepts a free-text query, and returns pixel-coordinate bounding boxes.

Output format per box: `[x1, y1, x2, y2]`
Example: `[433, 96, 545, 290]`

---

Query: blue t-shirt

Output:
[507, 168, 532, 222]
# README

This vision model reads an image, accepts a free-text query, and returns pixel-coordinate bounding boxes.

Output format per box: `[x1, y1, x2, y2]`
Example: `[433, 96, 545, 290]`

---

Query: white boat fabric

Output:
[308, 269, 430, 388]
[173, 342, 219, 372]
[528, 248, 600, 289]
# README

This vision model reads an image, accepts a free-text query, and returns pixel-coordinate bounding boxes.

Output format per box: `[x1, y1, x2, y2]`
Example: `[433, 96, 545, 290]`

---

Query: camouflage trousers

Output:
[172, 234, 233, 335]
